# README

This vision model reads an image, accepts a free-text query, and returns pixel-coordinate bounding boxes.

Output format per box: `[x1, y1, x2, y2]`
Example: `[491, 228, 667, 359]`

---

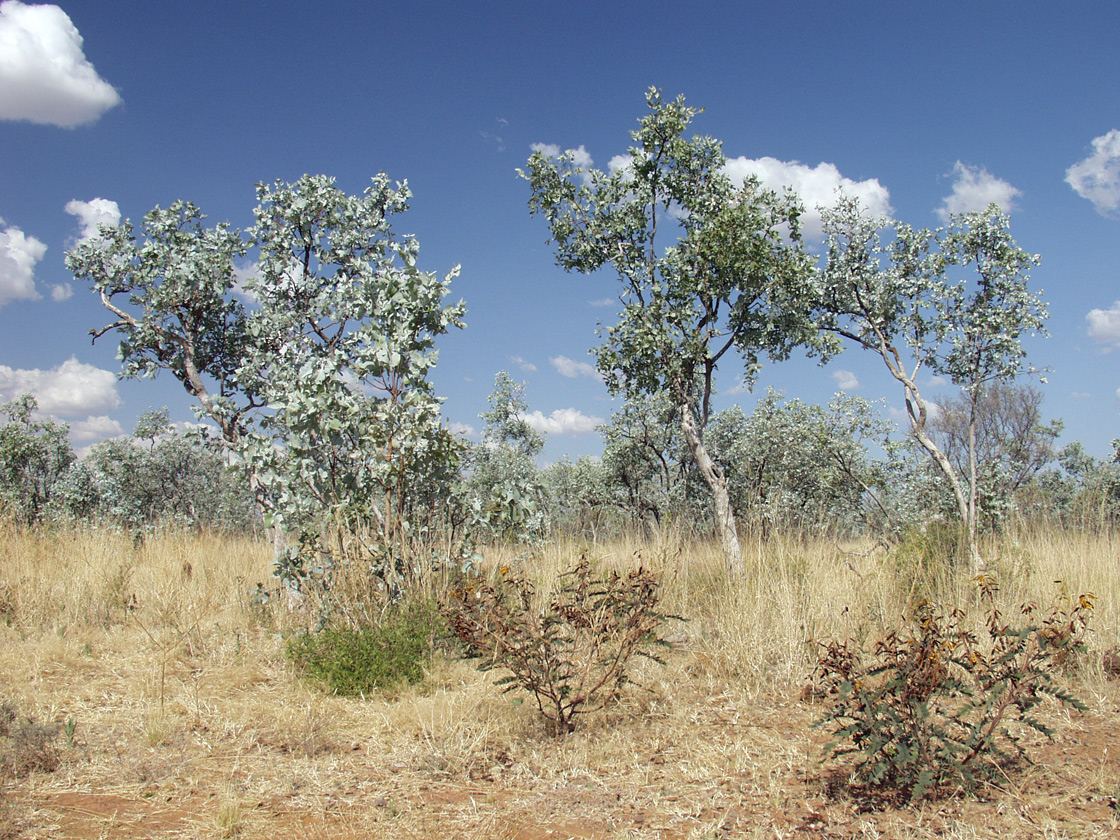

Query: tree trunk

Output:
[679, 402, 745, 577]
[908, 399, 984, 572]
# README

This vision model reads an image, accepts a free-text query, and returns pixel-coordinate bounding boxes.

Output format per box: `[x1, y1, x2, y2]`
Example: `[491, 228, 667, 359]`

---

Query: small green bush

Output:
[811, 576, 1092, 803]
[286, 599, 444, 696]
[445, 556, 672, 736]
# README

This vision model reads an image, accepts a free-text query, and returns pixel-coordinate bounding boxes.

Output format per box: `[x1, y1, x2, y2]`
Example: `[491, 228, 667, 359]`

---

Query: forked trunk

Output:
[679, 402, 745, 577]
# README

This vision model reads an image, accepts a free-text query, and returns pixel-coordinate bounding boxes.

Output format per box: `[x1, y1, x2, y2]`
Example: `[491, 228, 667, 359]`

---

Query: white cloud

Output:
[589, 297, 615, 308]
[832, 369, 860, 390]
[530, 143, 595, 185]
[530, 142, 561, 159]
[64, 197, 120, 242]
[448, 421, 477, 438]
[0, 1, 121, 127]
[69, 414, 124, 444]
[521, 408, 603, 436]
[1087, 301, 1120, 347]
[0, 356, 120, 416]
[509, 355, 537, 373]
[0, 221, 46, 305]
[936, 162, 1021, 221]
[723, 157, 892, 241]
[50, 282, 72, 301]
[1066, 129, 1120, 216]
[551, 355, 602, 380]
[569, 145, 593, 170]
[231, 259, 260, 303]
[608, 154, 631, 175]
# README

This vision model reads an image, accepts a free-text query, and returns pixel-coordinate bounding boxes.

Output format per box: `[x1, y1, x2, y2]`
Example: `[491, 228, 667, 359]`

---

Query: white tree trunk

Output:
[679, 403, 745, 577]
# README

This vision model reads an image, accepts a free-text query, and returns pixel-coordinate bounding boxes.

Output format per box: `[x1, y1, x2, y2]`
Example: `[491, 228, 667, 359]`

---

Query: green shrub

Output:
[811, 576, 1092, 803]
[286, 599, 445, 696]
[445, 556, 672, 736]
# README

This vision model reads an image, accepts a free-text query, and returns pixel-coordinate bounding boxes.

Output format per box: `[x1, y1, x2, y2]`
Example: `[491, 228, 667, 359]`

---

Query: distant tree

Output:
[1027, 442, 1120, 530]
[522, 89, 823, 575]
[0, 395, 75, 525]
[539, 455, 615, 540]
[596, 392, 695, 533]
[56, 409, 257, 532]
[818, 199, 1047, 569]
[928, 383, 1061, 529]
[458, 372, 547, 544]
[706, 391, 900, 538]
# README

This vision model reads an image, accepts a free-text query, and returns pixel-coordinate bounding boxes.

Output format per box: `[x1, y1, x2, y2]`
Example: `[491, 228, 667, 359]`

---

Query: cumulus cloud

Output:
[608, 154, 632, 175]
[551, 355, 602, 380]
[832, 369, 860, 390]
[723, 157, 892, 241]
[50, 282, 72, 301]
[230, 259, 261, 303]
[64, 197, 120, 242]
[936, 162, 1021, 221]
[0, 221, 46, 305]
[448, 421, 477, 438]
[521, 408, 602, 436]
[530, 142, 560, 159]
[69, 414, 124, 444]
[1066, 129, 1120, 216]
[0, 356, 120, 416]
[0, 1, 121, 127]
[509, 355, 537, 373]
[530, 143, 596, 185]
[1087, 301, 1120, 347]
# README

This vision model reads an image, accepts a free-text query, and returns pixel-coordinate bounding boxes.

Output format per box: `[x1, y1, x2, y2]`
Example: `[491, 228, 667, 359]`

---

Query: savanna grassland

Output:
[1, 524, 1119, 839]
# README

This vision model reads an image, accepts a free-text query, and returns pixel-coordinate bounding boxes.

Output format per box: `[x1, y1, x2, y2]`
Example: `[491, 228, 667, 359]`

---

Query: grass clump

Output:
[286, 598, 445, 696]
[811, 575, 1093, 803]
[0, 698, 63, 779]
[445, 555, 673, 736]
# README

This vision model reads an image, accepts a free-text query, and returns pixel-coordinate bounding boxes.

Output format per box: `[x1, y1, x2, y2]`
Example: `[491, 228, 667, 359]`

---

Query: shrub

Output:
[445, 556, 671, 736]
[811, 576, 1092, 803]
[286, 598, 444, 696]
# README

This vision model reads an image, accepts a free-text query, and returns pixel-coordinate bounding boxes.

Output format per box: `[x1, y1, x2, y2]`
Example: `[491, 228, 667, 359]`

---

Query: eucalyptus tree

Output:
[522, 89, 822, 575]
[597, 392, 693, 532]
[57, 408, 257, 532]
[68, 175, 465, 593]
[237, 175, 465, 589]
[928, 383, 1061, 529]
[459, 372, 547, 544]
[66, 200, 265, 506]
[0, 395, 75, 525]
[705, 391, 900, 538]
[818, 199, 1047, 569]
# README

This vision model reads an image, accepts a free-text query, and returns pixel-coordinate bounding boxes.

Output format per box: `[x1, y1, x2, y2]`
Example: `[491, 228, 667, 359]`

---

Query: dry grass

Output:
[0, 521, 1117, 838]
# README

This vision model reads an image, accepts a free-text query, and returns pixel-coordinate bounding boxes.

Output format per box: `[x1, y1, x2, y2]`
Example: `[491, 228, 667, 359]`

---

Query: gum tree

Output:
[0, 395, 75, 524]
[238, 175, 465, 592]
[818, 199, 1047, 569]
[67, 175, 465, 595]
[521, 89, 822, 575]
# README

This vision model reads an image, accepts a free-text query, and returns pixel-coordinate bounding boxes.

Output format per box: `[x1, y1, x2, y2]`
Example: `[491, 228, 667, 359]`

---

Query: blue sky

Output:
[1, 0, 1119, 463]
